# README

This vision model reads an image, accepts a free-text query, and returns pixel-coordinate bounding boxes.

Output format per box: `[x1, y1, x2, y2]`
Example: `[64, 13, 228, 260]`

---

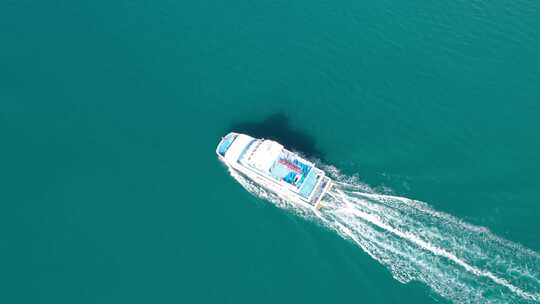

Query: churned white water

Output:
[227, 165, 540, 303]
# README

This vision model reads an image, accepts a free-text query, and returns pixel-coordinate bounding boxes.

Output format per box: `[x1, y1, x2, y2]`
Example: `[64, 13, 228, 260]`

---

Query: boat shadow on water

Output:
[228, 112, 324, 161]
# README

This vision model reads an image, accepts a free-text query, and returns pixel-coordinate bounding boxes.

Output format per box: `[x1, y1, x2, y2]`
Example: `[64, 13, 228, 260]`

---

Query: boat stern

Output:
[312, 176, 333, 209]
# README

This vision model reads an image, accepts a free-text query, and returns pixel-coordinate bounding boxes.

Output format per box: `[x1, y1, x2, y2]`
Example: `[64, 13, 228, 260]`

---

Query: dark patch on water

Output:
[229, 113, 323, 159]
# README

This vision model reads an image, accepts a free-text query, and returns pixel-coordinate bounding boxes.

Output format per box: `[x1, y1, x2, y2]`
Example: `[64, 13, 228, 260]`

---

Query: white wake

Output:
[228, 166, 540, 303]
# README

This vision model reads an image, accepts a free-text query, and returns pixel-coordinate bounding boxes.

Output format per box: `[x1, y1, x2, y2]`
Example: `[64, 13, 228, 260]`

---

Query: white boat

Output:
[216, 132, 333, 209]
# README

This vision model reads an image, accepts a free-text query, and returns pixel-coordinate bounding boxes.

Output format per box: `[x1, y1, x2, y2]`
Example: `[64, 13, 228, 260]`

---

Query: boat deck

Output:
[269, 151, 311, 186]
[299, 169, 320, 198]
[268, 150, 323, 199]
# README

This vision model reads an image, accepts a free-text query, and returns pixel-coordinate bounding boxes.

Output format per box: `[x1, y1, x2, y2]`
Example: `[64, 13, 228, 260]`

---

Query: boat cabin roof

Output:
[240, 139, 320, 197]
[242, 140, 284, 172]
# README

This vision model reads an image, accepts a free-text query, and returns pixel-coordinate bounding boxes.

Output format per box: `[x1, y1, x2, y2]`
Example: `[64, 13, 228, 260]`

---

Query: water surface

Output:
[1, 1, 540, 303]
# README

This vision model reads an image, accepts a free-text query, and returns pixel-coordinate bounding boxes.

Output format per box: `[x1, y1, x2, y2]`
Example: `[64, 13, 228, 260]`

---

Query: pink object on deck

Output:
[278, 158, 302, 173]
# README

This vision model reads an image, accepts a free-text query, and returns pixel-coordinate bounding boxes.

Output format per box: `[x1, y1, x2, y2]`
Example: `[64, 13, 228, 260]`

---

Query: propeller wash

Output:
[217, 133, 540, 303]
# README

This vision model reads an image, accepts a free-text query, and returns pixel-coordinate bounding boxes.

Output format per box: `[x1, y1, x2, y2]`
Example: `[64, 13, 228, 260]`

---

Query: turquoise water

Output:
[2, 1, 540, 303]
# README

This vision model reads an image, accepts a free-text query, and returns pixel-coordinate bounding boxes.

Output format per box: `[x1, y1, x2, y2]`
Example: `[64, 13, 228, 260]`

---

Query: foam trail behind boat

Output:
[228, 166, 540, 303]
